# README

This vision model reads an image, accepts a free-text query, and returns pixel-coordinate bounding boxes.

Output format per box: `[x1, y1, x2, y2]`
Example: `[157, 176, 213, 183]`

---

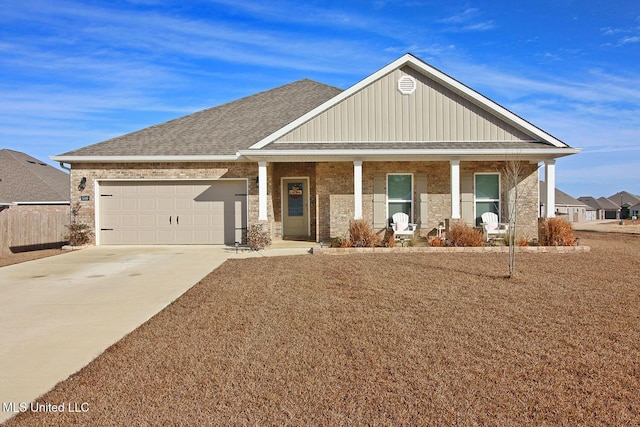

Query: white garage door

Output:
[98, 180, 247, 245]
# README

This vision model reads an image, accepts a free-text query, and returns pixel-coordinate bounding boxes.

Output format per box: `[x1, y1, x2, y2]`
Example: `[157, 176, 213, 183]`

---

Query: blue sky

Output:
[1, 0, 639, 198]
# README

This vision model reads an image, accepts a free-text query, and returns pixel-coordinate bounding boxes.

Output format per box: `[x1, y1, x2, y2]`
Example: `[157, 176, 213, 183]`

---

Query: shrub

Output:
[539, 218, 576, 246]
[448, 223, 484, 247]
[330, 236, 350, 248]
[383, 228, 395, 248]
[517, 236, 529, 247]
[247, 223, 272, 251]
[429, 236, 445, 247]
[65, 222, 93, 246]
[65, 202, 93, 246]
[348, 220, 382, 248]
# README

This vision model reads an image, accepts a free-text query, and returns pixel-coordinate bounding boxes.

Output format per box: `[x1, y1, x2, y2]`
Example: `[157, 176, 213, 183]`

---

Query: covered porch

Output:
[253, 157, 561, 242]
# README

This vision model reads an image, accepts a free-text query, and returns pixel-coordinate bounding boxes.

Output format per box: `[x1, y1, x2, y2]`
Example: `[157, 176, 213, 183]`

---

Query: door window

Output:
[287, 183, 304, 217]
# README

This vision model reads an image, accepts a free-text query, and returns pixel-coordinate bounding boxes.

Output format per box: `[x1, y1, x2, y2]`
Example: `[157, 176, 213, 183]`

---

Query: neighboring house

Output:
[51, 54, 580, 246]
[577, 196, 606, 220]
[608, 191, 640, 219]
[597, 197, 621, 220]
[0, 149, 70, 253]
[630, 202, 640, 218]
[540, 182, 588, 222]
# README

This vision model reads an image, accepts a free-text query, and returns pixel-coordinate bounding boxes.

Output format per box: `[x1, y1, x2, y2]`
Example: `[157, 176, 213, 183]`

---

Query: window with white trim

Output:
[387, 174, 413, 223]
[474, 173, 500, 226]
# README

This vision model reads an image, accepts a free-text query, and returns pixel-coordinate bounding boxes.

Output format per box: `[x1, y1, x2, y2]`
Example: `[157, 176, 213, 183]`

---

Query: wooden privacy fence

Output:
[0, 204, 70, 254]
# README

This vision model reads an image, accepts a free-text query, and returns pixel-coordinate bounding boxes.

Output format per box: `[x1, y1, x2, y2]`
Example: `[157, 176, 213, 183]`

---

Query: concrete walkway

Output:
[0, 243, 313, 423]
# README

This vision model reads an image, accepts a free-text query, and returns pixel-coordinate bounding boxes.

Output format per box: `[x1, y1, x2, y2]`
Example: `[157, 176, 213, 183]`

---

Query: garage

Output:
[98, 180, 247, 245]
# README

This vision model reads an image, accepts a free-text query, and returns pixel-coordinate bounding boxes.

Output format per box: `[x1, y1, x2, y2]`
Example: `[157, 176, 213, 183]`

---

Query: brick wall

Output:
[316, 160, 540, 241]
[69, 162, 264, 245]
[70, 160, 540, 245]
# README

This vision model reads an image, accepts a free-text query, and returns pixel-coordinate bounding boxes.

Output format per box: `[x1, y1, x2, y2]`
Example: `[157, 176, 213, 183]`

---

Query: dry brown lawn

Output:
[0, 249, 67, 268]
[6, 232, 640, 426]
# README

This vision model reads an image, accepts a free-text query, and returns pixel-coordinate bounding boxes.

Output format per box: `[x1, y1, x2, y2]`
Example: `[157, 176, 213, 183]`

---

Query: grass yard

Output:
[6, 232, 640, 426]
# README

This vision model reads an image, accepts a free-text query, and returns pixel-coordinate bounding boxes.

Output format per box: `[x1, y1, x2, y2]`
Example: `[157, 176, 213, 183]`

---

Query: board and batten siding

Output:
[277, 66, 533, 143]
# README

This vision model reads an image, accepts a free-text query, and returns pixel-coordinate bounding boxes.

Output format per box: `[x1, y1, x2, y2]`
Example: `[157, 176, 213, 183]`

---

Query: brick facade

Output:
[71, 160, 539, 245]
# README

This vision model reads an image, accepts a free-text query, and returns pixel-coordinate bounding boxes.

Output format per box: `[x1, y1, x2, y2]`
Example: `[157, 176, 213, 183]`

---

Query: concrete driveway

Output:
[0, 243, 312, 423]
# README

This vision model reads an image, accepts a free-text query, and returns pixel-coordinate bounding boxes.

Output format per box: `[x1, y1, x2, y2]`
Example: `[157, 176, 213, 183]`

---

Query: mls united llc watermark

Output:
[3, 401, 89, 414]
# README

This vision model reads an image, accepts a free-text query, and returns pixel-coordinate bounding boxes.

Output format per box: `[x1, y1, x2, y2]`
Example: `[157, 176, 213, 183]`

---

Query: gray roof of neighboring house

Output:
[0, 149, 70, 203]
[540, 182, 587, 207]
[597, 196, 621, 210]
[578, 196, 603, 210]
[57, 79, 343, 157]
[608, 191, 640, 208]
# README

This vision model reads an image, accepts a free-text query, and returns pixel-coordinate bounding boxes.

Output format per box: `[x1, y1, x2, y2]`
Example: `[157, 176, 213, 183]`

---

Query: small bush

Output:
[65, 222, 93, 246]
[330, 236, 350, 248]
[517, 236, 529, 247]
[429, 236, 445, 247]
[247, 223, 272, 251]
[383, 228, 395, 248]
[539, 218, 576, 246]
[65, 202, 93, 246]
[448, 223, 484, 247]
[348, 220, 382, 248]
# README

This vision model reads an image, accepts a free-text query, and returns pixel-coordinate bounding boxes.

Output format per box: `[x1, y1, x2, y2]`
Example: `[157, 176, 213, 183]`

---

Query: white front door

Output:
[282, 178, 309, 238]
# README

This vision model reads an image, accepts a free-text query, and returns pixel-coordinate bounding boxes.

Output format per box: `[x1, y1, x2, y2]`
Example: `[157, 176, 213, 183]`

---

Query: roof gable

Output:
[608, 191, 640, 207]
[273, 65, 540, 145]
[252, 54, 570, 150]
[0, 149, 69, 203]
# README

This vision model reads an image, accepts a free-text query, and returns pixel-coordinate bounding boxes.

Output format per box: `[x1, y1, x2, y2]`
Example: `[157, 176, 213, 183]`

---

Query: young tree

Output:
[501, 159, 531, 278]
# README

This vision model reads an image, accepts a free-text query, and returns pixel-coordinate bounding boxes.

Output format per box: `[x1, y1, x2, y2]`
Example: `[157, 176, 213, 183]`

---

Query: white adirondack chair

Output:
[481, 212, 508, 242]
[391, 212, 417, 240]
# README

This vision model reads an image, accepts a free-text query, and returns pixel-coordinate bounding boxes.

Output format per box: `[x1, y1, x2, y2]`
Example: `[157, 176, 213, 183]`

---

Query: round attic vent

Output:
[397, 75, 417, 95]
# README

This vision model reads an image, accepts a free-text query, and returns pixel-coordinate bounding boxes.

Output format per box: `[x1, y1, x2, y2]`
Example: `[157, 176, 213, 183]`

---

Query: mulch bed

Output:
[6, 232, 640, 425]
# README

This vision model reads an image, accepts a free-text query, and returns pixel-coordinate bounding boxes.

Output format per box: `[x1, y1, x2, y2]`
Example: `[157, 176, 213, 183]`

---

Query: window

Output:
[287, 182, 304, 217]
[475, 173, 500, 226]
[387, 174, 413, 223]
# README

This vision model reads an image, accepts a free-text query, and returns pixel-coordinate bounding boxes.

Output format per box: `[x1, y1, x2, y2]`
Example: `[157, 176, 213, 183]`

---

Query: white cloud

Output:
[601, 20, 640, 46]
[438, 7, 494, 31]
[621, 36, 640, 44]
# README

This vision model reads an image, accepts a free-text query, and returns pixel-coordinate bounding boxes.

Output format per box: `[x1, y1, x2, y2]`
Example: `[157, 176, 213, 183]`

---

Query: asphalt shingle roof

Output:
[608, 191, 640, 208]
[577, 196, 602, 210]
[58, 79, 343, 157]
[597, 197, 621, 210]
[540, 181, 586, 207]
[0, 149, 70, 203]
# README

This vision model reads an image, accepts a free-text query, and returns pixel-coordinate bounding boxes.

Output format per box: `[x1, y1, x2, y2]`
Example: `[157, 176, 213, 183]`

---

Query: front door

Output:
[282, 178, 309, 238]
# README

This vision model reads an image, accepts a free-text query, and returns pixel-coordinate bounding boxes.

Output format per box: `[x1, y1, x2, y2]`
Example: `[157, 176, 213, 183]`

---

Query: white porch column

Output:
[354, 160, 363, 220]
[545, 160, 556, 218]
[258, 161, 268, 221]
[450, 160, 461, 219]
